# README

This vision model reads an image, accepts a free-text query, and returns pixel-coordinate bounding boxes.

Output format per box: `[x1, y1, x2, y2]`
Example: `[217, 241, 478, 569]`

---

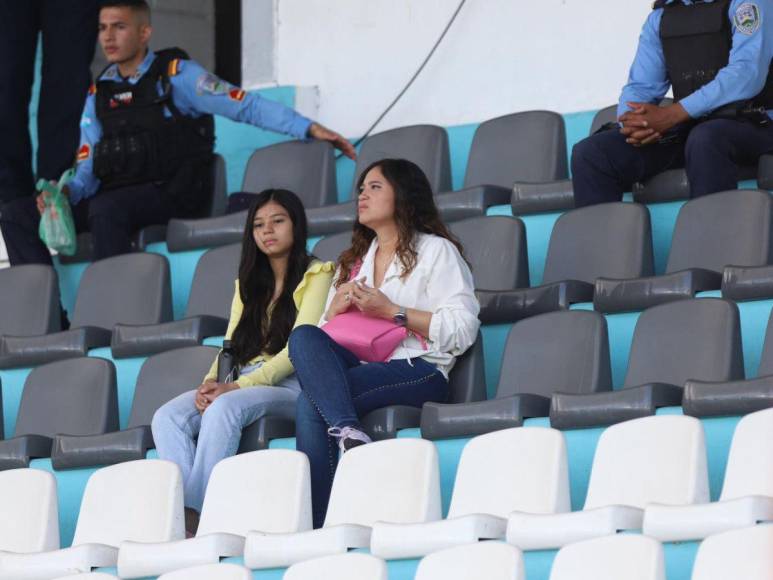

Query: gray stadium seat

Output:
[551, 298, 744, 429]
[312, 231, 351, 265]
[0, 254, 172, 369]
[0, 265, 61, 338]
[0, 357, 118, 470]
[682, 308, 773, 418]
[437, 110, 568, 221]
[361, 332, 488, 440]
[111, 243, 240, 358]
[594, 190, 773, 313]
[51, 346, 217, 469]
[306, 124, 452, 236]
[421, 311, 611, 440]
[758, 153, 773, 189]
[478, 203, 653, 324]
[60, 154, 227, 263]
[167, 141, 337, 251]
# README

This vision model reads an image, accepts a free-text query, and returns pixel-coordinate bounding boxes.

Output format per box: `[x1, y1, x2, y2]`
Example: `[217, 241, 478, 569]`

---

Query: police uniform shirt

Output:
[618, 0, 773, 119]
[68, 51, 313, 204]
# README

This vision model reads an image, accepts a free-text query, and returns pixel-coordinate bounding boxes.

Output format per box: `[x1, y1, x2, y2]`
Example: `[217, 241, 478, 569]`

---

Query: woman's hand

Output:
[326, 280, 361, 319]
[351, 281, 398, 320]
[196, 380, 239, 413]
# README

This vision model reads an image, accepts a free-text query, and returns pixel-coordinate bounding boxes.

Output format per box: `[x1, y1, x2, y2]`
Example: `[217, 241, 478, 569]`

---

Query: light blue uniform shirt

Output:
[618, 0, 773, 120]
[69, 51, 313, 204]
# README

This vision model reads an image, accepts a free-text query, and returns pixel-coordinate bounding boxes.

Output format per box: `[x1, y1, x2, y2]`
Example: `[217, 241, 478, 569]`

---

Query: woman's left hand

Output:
[197, 381, 240, 413]
[351, 281, 397, 320]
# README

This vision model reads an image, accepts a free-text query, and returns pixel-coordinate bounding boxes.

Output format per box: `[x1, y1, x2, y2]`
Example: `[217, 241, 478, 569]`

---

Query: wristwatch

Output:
[393, 306, 408, 327]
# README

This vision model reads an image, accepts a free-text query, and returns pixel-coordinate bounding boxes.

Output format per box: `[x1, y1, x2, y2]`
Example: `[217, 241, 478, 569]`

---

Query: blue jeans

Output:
[151, 373, 300, 511]
[288, 325, 449, 527]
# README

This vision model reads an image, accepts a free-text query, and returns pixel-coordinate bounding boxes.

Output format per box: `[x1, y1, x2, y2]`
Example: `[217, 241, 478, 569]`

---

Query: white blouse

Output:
[319, 233, 481, 378]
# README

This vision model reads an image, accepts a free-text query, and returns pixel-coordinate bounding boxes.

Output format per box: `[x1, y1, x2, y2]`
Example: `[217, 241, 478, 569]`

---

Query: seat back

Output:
[185, 243, 241, 318]
[584, 416, 709, 510]
[324, 439, 440, 527]
[691, 526, 773, 580]
[127, 346, 218, 429]
[352, 125, 451, 197]
[548, 535, 665, 580]
[542, 203, 654, 284]
[72, 253, 172, 329]
[446, 332, 487, 404]
[666, 190, 773, 274]
[198, 450, 311, 536]
[313, 231, 351, 265]
[755, 309, 773, 376]
[0, 265, 60, 336]
[623, 299, 744, 388]
[415, 542, 524, 580]
[720, 407, 773, 500]
[449, 216, 529, 290]
[464, 110, 568, 189]
[15, 357, 118, 438]
[159, 564, 252, 580]
[209, 154, 228, 217]
[73, 459, 184, 546]
[448, 427, 569, 519]
[285, 554, 387, 580]
[495, 311, 611, 399]
[588, 105, 619, 135]
[0, 469, 59, 553]
[241, 140, 337, 209]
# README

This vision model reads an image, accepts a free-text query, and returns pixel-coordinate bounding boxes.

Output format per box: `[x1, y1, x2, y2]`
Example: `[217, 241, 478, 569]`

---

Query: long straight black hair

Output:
[230, 189, 312, 366]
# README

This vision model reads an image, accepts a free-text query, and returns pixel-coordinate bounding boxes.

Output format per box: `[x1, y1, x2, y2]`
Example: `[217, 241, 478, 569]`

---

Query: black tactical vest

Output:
[92, 48, 215, 192]
[657, 0, 773, 110]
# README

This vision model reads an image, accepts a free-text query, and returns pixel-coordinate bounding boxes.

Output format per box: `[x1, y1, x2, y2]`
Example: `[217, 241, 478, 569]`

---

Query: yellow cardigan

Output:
[204, 259, 335, 387]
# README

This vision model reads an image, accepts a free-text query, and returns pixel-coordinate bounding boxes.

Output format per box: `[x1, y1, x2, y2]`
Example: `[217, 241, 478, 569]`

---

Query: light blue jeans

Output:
[151, 368, 301, 511]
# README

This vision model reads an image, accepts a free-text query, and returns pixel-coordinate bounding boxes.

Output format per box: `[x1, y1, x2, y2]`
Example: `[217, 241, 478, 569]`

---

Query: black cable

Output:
[335, 0, 468, 159]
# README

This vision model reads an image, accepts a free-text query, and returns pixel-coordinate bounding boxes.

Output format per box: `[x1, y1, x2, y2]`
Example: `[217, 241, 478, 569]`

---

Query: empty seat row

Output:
[2, 410, 768, 578]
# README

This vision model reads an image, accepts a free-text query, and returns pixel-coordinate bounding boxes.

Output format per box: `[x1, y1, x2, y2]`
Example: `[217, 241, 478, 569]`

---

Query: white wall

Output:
[242, 0, 652, 136]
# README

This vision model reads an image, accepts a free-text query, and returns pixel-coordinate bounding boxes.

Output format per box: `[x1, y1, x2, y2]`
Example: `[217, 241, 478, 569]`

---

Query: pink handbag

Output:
[322, 260, 409, 362]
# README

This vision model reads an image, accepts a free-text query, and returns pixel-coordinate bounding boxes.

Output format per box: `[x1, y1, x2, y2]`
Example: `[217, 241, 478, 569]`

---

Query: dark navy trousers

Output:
[0, 0, 99, 203]
[571, 119, 773, 207]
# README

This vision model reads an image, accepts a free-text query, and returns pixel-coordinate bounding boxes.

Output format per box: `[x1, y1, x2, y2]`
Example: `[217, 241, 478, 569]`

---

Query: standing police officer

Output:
[571, 0, 773, 207]
[0, 0, 355, 266]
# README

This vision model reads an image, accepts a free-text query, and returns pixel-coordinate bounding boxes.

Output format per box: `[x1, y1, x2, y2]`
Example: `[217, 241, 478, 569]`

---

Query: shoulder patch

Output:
[196, 72, 228, 95]
[735, 2, 761, 35]
[229, 88, 246, 102]
[168, 58, 181, 77]
[76, 144, 91, 163]
[88, 84, 97, 96]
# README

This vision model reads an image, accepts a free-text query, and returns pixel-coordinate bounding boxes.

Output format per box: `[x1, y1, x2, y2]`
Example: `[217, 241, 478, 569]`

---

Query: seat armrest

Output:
[511, 179, 575, 215]
[306, 201, 357, 236]
[0, 326, 112, 369]
[361, 405, 421, 441]
[238, 415, 295, 453]
[0, 434, 54, 470]
[111, 316, 228, 359]
[632, 169, 690, 203]
[682, 375, 773, 418]
[51, 426, 154, 470]
[721, 264, 773, 302]
[435, 185, 512, 222]
[166, 211, 246, 252]
[477, 280, 594, 324]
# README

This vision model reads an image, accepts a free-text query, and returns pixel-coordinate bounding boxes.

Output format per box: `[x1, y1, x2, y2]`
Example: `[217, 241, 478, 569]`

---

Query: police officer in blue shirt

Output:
[0, 0, 355, 266]
[571, 0, 773, 207]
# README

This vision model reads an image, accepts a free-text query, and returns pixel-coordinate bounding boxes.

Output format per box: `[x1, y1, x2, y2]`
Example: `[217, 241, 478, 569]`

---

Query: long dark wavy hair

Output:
[230, 189, 312, 365]
[336, 158, 465, 287]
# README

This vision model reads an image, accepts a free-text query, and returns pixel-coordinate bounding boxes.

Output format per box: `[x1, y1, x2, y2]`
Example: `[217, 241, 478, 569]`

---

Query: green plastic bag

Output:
[37, 169, 77, 257]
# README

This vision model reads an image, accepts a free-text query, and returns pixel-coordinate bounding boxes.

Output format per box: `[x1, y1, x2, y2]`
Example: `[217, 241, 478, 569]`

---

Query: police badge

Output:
[735, 2, 761, 35]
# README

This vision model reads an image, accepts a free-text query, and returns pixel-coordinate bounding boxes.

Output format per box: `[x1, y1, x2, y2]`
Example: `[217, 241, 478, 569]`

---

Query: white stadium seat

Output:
[118, 450, 311, 578]
[414, 542, 524, 580]
[244, 438, 441, 569]
[158, 563, 252, 580]
[0, 460, 183, 579]
[283, 553, 387, 580]
[644, 407, 773, 541]
[548, 535, 665, 580]
[52, 574, 119, 580]
[690, 525, 773, 580]
[0, 469, 59, 554]
[507, 415, 709, 550]
[371, 427, 569, 559]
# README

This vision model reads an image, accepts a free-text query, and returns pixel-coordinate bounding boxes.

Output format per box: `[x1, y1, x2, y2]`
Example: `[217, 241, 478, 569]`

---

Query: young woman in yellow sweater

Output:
[152, 189, 334, 526]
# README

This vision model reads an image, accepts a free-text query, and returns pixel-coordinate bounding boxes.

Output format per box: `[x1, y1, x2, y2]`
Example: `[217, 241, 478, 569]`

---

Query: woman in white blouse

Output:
[288, 158, 480, 527]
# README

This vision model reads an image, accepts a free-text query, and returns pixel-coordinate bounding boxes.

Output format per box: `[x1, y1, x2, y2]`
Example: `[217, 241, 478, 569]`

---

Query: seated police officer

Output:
[0, 0, 355, 266]
[571, 0, 773, 207]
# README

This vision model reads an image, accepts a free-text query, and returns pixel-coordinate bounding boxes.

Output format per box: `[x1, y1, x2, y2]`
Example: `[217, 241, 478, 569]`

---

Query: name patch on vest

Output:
[735, 2, 761, 35]
[109, 91, 134, 108]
